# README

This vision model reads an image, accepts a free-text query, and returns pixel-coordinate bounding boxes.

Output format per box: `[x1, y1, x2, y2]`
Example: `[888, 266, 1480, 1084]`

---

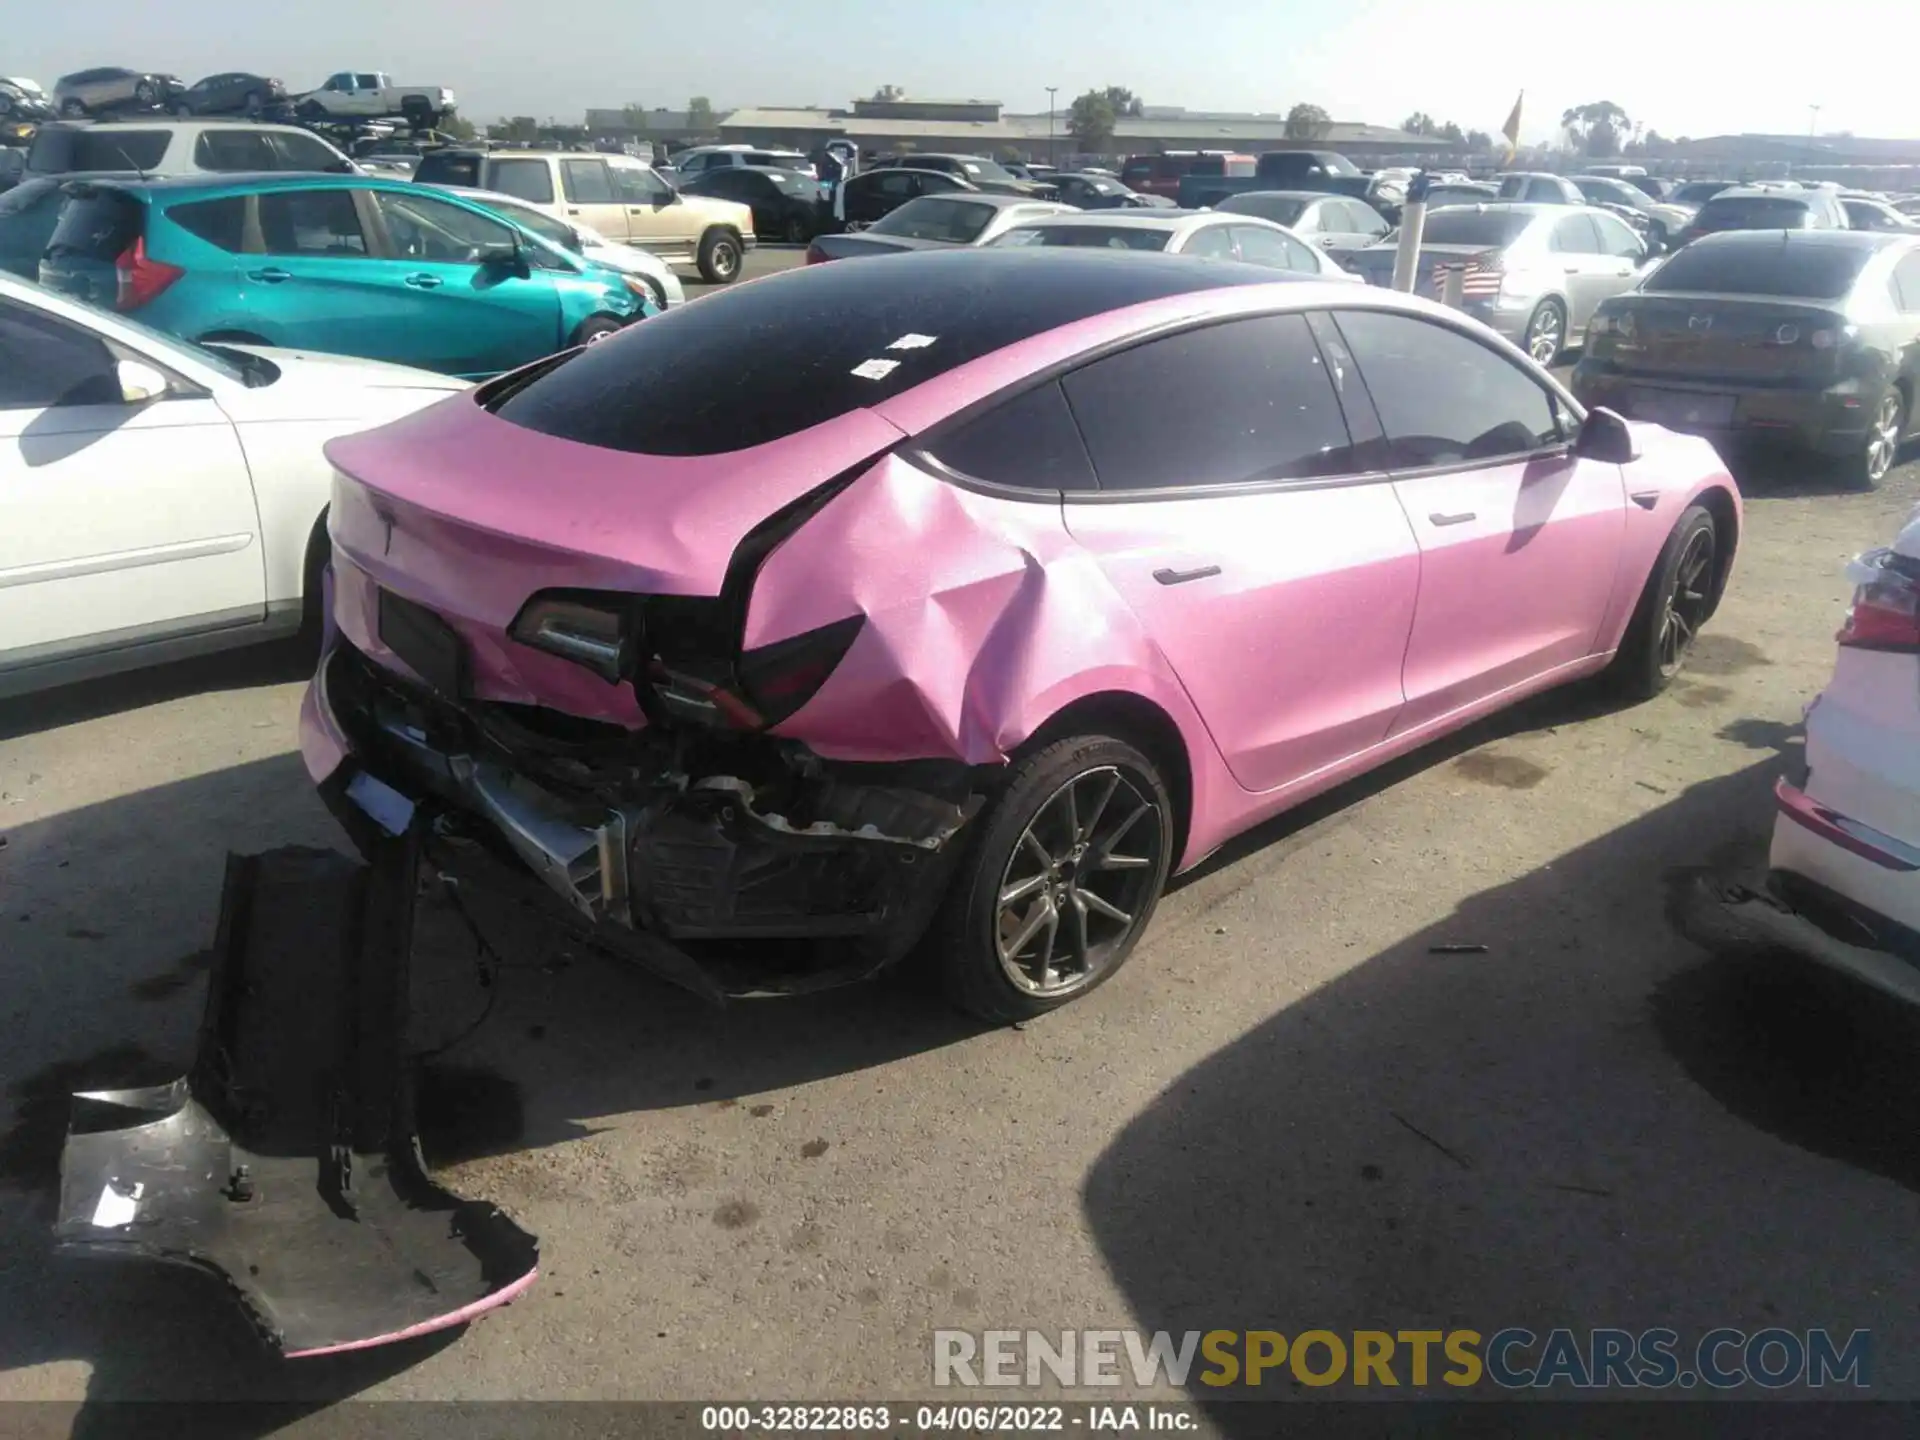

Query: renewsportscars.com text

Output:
[932, 1328, 1871, 1390]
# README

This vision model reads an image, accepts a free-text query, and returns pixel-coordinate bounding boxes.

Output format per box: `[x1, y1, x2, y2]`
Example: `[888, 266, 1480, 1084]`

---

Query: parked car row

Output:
[36, 66, 453, 127]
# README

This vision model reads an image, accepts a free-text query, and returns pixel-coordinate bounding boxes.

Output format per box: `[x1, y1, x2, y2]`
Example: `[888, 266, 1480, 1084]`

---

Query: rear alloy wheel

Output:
[697, 228, 742, 284]
[244, 90, 265, 117]
[1524, 298, 1566, 367]
[60, 99, 86, 118]
[1607, 503, 1717, 700]
[933, 735, 1173, 1022]
[1848, 388, 1906, 491]
[571, 315, 625, 347]
[782, 214, 810, 244]
[133, 81, 156, 106]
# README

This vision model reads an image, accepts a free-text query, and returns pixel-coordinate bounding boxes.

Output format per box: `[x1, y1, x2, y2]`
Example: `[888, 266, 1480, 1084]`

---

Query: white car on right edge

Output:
[1681, 507, 1920, 1002]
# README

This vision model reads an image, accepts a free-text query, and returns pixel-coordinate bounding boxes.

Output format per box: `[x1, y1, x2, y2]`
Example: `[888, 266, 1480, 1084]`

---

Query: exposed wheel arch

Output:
[300, 508, 331, 644]
[1015, 690, 1194, 871]
[1692, 484, 1739, 619]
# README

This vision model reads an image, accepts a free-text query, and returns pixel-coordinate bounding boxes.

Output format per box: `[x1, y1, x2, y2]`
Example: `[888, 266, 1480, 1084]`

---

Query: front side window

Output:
[1182, 224, 1238, 260]
[876, 172, 914, 198]
[257, 188, 369, 256]
[1229, 224, 1316, 272]
[1549, 214, 1602, 254]
[373, 191, 514, 262]
[490, 158, 555, 204]
[1591, 212, 1644, 258]
[561, 160, 614, 203]
[0, 298, 120, 409]
[1332, 308, 1561, 468]
[611, 162, 673, 205]
[1059, 314, 1358, 491]
[269, 131, 351, 173]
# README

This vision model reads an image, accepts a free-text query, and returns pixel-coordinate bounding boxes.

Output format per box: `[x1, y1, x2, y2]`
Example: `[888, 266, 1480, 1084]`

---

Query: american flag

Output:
[1431, 261, 1504, 299]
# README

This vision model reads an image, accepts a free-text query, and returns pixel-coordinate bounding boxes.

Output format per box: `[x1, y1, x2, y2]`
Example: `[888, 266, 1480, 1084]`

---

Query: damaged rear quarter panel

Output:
[746, 455, 1229, 819]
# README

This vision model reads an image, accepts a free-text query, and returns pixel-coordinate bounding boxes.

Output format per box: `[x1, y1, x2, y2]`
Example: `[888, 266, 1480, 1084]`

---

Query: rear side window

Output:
[31, 128, 170, 174]
[412, 151, 483, 189]
[194, 130, 277, 171]
[1549, 214, 1601, 253]
[1644, 241, 1874, 300]
[489, 158, 554, 204]
[167, 195, 248, 251]
[1696, 196, 1813, 230]
[561, 160, 613, 203]
[996, 225, 1168, 251]
[269, 132, 350, 172]
[1333, 309, 1560, 467]
[0, 297, 120, 408]
[257, 189, 368, 256]
[44, 188, 144, 263]
[923, 380, 1096, 492]
[1059, 314, 1357, 490]
[488, 249, 1272, 456]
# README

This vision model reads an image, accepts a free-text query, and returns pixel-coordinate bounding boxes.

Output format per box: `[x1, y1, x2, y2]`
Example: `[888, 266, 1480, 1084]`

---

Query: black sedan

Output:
[1573, 230, 1920, 488]
[678, 165, 825, 243]
[1049, 172, 1172, 210]
[173, 72, 288, 117]
[832, 167, 979, 230]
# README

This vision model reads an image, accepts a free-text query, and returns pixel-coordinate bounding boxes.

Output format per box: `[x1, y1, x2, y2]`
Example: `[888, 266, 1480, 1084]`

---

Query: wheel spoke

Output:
[999, 871, 1049, 908]
[1096, 801, 1151, 861]
[1097, 851, 1153, 872]
[1068, 893, 1091, 973]
[1078, 770, 1120, 844]
[1029, 904, 1060, 987]
[1080, 888, 1134, 926]
[1000, 897, 1055, 964]
[1060, 778, 1080, 850]
[1019, 829, 1053, 871]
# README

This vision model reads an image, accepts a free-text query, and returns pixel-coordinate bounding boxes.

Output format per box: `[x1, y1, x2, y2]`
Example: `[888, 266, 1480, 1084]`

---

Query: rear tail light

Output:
[114, 236, 183, 311]
[1838, 551, 1920, 652]
[510, 594, 628, 681]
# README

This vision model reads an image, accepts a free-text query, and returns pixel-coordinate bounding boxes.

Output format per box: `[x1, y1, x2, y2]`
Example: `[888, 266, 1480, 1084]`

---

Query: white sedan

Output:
[0, 273, 465, 697]
[985, 209, 1365, 282]
[434, 185, 687, 309]
[1680, 504, 1920, 1003]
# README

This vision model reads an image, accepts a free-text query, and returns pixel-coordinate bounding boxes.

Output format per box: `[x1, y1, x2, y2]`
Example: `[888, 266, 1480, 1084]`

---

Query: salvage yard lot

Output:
[3, 423, 1920, 1403]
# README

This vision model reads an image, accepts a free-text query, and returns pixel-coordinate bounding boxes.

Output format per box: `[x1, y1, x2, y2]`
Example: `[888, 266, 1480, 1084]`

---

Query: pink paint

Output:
[283, 1266, 540, 1359]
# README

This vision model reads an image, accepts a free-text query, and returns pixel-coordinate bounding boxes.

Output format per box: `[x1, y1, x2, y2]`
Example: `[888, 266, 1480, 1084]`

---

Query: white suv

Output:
[673, 144, 815, 180]
[26, 120, 356, 180]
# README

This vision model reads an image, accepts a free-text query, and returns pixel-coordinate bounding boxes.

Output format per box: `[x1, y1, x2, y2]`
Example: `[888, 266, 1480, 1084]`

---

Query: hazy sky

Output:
[13, 0, 1910, 143]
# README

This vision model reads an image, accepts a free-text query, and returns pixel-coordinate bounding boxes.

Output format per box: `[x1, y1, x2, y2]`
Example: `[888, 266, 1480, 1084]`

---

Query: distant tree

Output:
[687, 96, 715, 132]
[1560, 101, 1632, 155]
[1464, 128, 1493, 151]
[439, 114, 476, 141]
[493, 116, 539, 142]
[1439, 120, 1464, 143]
[1068, 90, 1118, 151]
[1400, 111, 1436, 136]
[1102, 86, 1144, 119]
[871, 84, 907, 102]
[1284, 102, 1332, 140]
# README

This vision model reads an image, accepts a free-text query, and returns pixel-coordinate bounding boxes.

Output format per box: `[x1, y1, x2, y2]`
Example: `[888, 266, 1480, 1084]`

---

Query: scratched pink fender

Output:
[305, 249, 1741, 883]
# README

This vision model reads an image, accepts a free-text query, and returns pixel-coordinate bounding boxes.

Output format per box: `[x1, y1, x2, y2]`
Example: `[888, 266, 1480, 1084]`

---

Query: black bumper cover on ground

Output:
[56, 838, 538, 1356]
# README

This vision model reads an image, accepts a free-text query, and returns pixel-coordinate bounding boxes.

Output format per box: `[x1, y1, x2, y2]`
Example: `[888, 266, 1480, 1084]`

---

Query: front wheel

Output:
[931, 735, 1174, 1022]
[1523, 298, 1566, 368]
[571, 314, 625, 347]
[697, 228, 742, 284]
[782, 213, 810, 244]
[60, 98, 87, 118]
[133, 81, 155, 106]
[1843, 387, 1906, 491]
[243, 90, 265, 117]
[1606, 503, 1718, 700]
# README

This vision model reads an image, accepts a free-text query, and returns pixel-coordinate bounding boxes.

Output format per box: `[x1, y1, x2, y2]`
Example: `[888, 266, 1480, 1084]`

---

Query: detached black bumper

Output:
[58, 842, 539, 1356]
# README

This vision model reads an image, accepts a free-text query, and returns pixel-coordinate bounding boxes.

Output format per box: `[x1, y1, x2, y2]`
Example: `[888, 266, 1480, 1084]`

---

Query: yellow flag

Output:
[1501, 91, 1524, 161]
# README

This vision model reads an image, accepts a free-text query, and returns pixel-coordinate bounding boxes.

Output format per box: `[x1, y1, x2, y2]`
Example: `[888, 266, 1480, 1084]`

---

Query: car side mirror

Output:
[115, 358, 169, 404]
[482, 245, 531, 280]
[1575, 405, 1640, 463]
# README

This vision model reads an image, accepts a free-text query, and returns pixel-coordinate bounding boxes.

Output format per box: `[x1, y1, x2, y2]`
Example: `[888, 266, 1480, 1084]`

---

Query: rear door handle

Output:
[1153, 565, 1222, 586]
[246, 267, 291, 283]
[404, 273, 442, 289]
[1429, 511, 1477, 526]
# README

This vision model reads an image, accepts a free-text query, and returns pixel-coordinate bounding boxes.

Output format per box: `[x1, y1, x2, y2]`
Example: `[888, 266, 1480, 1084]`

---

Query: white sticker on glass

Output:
[850, 358, 900, 380]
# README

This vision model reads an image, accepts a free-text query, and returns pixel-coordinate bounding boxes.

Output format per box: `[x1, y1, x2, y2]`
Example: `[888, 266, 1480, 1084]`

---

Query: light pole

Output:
[1801, 104, 1821, 178]
[1046, 86, 1057, 166]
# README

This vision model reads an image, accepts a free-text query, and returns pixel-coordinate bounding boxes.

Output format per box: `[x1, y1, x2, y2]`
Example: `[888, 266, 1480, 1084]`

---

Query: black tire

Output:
[296, 98, 325, 120]
[697, 227, 743, 284]
[1606, 503, 1718, 701]
[60, 99, 86, 118]
[1840, 386, 1907, 492]
[571, 314, 625, 347]
[402, 102, 435, 131]
[781, 213, 810, 244]
[637, 276, 668, 311]
[930, 734, 1175, 1023]
[172, 101, 194, 118]
[133, 81, 155, 106]
[300, 513, 331, 648]
[243, 90, 264, 117]
[1523, 298, 1566, 368]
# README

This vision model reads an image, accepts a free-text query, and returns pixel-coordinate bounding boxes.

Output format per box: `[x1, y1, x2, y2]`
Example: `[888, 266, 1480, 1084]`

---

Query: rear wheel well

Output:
[300, 509, 330, 638]
[1694, 484, 1739, 617]
[1016, 691, 1193, 865]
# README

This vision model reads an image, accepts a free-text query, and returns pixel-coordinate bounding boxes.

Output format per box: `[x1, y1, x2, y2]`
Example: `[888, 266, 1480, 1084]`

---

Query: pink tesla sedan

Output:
[301, 248, 1741, 1020]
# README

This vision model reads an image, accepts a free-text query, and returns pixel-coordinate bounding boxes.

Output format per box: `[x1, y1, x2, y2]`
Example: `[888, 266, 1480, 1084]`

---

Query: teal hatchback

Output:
[37, 173, 651, 378]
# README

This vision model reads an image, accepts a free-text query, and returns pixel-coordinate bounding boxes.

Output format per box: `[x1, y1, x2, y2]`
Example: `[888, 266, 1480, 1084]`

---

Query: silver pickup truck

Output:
[295, 71, 454, 128]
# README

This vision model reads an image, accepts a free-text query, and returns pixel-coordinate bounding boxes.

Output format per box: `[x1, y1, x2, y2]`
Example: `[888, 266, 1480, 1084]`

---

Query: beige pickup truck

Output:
[412, 148, 755, 283]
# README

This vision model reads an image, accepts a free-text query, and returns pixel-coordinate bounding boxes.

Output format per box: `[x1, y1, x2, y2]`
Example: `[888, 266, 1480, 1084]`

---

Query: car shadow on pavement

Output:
[0, 751, 983, 1412]
[0, 637, 317, 742]
[1083, 733, 1920, 1424]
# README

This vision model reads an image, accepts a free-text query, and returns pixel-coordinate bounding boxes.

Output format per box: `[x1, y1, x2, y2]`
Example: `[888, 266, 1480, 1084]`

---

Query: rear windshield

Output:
[29, 128, 169, 174]
[1225, 196, 1307, 226]
[868, 197, 993, 243]
[992, 225, 1170, 251]
[1694, 196, 1813, 229]
[487, 249, 1264, 456]
[1643, 241, 1874, 299]
[1418, 210, 1532, 247]
[44, 187, 143, 261]
[411, 151, 483, 188]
